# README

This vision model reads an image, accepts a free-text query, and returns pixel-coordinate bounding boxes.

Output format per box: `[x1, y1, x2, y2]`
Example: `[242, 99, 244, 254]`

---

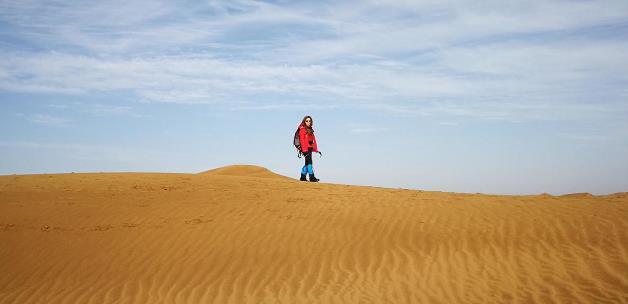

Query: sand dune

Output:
[199, 164, 292, 180]
[1, 165, 626, 303]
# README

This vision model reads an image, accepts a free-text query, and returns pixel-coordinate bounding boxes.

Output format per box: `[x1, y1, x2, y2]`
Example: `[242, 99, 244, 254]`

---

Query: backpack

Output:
[293, 127, 303, 158]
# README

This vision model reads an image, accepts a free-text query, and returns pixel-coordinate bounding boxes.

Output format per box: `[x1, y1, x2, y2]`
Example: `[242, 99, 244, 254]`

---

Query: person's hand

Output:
[316, 151, 323, 157]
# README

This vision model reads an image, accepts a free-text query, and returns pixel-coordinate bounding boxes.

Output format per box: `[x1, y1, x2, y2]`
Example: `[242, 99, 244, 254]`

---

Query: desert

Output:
[1, 165, 626, 303]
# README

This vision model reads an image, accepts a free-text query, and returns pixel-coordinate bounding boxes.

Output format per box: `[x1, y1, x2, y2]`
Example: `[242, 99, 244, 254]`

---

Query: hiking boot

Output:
[299, 174, 307, 181]
[308, 174, 319, 182]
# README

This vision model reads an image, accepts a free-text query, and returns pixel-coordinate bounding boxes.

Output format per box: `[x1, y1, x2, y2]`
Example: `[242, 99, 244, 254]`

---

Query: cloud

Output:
[265, 0, 628, 63]
[0, 140, 175, 169]
[557, 133, 610, 142]
[226, 102, 341, 111]
[27, 114, 70, 125]
[1, 0, 627, 123]
[79, 103, 146, 117]
[349, 127, 388, 133]
[46, 103, 69, 109]
[347, 123, 389, 133]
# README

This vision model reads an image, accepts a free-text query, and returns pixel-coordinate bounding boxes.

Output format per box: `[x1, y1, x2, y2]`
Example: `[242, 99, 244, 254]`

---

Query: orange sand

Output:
[1, 165, 627, 303]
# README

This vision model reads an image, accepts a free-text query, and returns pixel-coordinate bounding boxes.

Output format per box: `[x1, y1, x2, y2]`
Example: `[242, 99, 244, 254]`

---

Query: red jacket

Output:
[298, 125, 318, 153]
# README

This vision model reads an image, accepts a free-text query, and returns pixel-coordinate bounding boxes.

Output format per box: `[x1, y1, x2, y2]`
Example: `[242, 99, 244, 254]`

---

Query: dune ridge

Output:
[198, 164, 292, 180]
[1, 165, 627, 303]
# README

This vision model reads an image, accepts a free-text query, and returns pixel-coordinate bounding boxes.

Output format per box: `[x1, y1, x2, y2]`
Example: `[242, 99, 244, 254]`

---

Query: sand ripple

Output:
[1, 166, 627, 303]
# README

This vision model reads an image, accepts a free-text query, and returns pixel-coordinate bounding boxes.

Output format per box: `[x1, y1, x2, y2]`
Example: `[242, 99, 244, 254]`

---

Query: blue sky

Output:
[1, 0, 627, 195]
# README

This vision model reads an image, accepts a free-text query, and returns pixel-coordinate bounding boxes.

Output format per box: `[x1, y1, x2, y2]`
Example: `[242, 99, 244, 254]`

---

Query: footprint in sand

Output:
[1, 224, 16, 231]
[90, 225, 114, 232]
[184, 218, 214, 225]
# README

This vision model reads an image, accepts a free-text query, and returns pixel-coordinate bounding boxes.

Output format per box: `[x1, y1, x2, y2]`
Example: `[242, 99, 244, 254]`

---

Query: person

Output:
[298, 115, 321, 182]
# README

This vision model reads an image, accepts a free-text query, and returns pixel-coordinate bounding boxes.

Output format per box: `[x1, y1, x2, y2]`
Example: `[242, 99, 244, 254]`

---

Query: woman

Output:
[298, 115, 321, 182]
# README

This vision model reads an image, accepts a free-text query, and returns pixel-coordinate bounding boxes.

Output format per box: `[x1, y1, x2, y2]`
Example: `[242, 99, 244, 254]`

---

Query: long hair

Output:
[300, 115, 314, 134]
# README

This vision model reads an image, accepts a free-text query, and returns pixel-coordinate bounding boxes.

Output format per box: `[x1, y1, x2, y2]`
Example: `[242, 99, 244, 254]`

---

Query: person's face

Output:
[305, 118, 312, 126]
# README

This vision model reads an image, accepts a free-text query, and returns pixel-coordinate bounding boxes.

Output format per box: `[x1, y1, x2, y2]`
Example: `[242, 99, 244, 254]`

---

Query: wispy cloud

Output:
[27, 114, 70, 125]
[349, 127, 388, 134]
[1, 0, 626, 123]
[227, 102, 341, 111]
[557, 133, 610, 142]
[47, 101, 145, 118]
[80, 103, 145, 118]
[0, 140, 173, 167]
[347, 123, 389, 134]
[46, 103, 69, 109]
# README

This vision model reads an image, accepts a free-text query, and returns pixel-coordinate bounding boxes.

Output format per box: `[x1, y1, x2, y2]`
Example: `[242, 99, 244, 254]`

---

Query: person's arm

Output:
[312, 134, 319, 152]
[298, 127, 308, 152]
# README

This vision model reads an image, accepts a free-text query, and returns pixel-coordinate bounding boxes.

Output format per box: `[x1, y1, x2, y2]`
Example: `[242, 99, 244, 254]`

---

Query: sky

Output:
[1, 0, 627, 195]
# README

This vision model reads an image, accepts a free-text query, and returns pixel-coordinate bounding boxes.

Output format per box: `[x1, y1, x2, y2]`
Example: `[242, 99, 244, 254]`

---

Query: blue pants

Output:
[301, 149, 314, 175]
